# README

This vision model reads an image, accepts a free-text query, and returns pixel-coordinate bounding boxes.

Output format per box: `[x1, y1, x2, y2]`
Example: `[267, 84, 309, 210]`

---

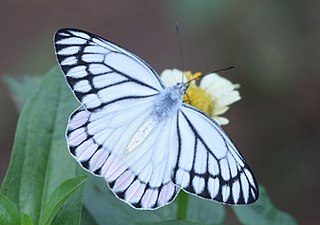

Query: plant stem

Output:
[177, 191, 189, 220]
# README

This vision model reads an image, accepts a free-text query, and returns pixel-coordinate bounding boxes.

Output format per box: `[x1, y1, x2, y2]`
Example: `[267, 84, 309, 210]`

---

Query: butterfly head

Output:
[174, 82, 188, 96]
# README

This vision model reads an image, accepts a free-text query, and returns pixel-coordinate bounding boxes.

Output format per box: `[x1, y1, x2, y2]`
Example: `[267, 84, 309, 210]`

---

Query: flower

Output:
[160, 68, 241, 125]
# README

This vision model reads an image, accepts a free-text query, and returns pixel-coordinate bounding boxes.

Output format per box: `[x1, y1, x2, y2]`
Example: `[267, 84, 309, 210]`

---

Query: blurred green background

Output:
[0, 1, 319, 224]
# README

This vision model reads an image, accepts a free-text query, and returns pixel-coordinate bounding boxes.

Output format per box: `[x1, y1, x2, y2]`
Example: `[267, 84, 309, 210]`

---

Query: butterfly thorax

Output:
[127, 84, 184, 152]
[152, 84, 184, 120]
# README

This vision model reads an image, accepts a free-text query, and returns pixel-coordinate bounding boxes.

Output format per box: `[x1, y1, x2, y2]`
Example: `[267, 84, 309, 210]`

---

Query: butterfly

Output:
[54, 28, 259, 210]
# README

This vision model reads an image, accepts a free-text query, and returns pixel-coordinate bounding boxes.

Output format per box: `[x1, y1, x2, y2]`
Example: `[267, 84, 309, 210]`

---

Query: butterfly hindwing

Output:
[54, 28, 164, 112]
[67, 100, 179, 209]
[173, 104, 259, 204]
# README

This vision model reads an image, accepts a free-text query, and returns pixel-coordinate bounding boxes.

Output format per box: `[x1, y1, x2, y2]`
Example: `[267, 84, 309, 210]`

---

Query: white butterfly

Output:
[54, 28, 259, 210]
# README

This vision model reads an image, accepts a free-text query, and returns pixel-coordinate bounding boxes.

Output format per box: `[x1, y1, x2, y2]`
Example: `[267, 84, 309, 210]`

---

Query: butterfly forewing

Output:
[174, 104, 258, 204]
[54, 28, 258, 210]
[54, 28, 164, 112]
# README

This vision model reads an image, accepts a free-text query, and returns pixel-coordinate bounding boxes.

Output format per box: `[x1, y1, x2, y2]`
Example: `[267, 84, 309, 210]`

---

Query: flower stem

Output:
[177, 191, 189, 220]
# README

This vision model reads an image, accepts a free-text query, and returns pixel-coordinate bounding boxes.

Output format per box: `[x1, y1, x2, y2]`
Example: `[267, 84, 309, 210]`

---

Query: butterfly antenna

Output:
[186, 65, 235, 85]
[176, 23, 185, 84]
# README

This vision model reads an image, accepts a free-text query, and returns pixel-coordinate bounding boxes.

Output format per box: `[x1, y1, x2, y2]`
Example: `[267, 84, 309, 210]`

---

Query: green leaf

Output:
[3, 75, 43, 111]
[21, 214, 34, 225]
[232, 186, 298, 225]
[80, 207, 100, 225]
[139, 220, 214, 225]
[186, 193, 225, 224]
[0, 192, 20, 225]
[40, 176, 87, 225]
[1, 66, 85, 225]
[82, 176, 177, 225]
[177, 191, 225, 224]
[177, 191, 189, 220]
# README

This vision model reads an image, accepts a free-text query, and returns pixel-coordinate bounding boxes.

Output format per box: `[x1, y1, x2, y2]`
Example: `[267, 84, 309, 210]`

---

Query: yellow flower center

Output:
[183, 72, 214, 116]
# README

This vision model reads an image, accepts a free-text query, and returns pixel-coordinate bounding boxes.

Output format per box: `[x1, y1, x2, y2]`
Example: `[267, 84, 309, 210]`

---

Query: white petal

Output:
[160, 69, 186, 87]
[213, 116, 229, 125]
[200, 73, 233, 91]
[212, 105, 229, 116]
[215, 91, 241, 106]
[200, 73, 240, 100]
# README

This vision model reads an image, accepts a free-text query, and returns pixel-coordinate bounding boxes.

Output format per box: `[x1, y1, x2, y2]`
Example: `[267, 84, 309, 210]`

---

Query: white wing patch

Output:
[173, 104, 258, 204]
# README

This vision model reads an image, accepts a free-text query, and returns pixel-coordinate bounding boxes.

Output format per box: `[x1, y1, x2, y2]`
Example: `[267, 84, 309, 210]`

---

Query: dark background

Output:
[1, 1, 319, 224]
